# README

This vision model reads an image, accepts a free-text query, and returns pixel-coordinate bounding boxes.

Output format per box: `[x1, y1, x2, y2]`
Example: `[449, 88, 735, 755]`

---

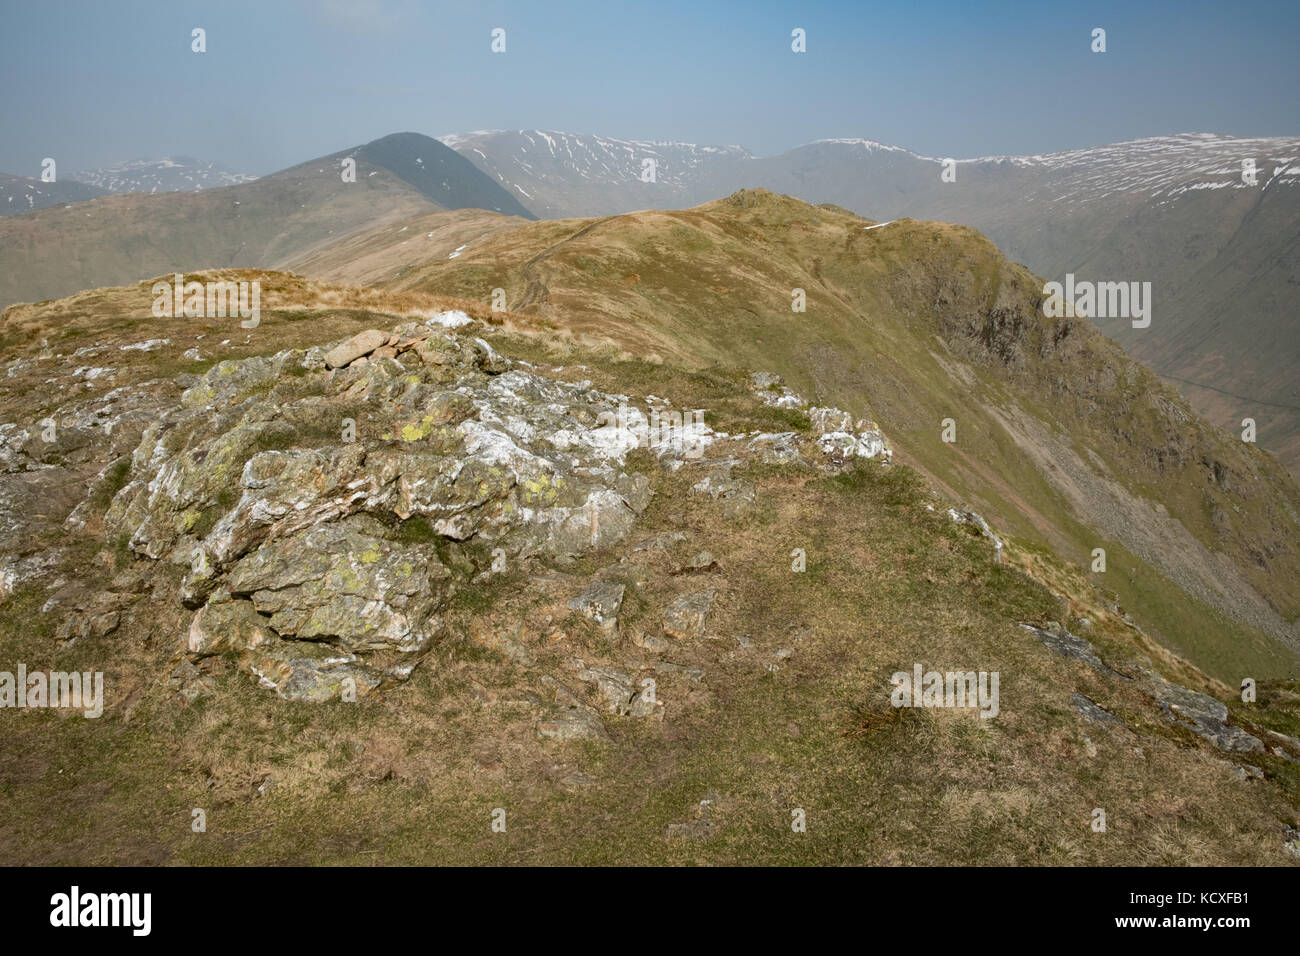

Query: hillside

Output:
[1, 270, 1298, 865]
[0, 172, 105, 214]
[370, 190, 1300, 686]
[446, 130, 1300, 473]
[0, 133, 533, 310]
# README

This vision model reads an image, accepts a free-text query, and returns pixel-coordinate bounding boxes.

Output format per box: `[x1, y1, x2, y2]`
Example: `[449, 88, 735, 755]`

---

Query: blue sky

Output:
[1, 0, 1296, 175]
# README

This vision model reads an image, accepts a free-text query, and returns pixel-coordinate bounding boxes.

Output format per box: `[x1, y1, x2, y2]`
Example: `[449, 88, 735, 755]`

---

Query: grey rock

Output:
[748, 431, 802, 464]
[568, 579, 626, 632]
[690, 468, 756, 517]
[572, 663, 649, 716]
[630, 629, 673, 653]
[1071, 692, 1128, 730]
[1022, 622, 1112, 673]
[1145, 673, 1265, 753]
[537, 676, 611, 742]
[686, 550, 716, 571]
[663, 590, 716, 641]
[809, 407, 853, 433]
[1284, 827, 1300, 860]
[632, 531, 688, 554]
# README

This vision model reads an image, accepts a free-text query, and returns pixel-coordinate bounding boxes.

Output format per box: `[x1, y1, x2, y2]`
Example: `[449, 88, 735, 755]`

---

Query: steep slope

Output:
[0, 133, 533, 311]
[0, 172, 105, 215]
[377, 190, 1300, 683]
[446, 130, 1300, 472]
[1, 272, 1297, 865]
[759, 137, 1300, 471]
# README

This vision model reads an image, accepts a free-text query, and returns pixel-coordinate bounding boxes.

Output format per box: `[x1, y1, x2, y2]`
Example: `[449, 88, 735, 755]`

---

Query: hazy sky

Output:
[2, 0, 1297, 175]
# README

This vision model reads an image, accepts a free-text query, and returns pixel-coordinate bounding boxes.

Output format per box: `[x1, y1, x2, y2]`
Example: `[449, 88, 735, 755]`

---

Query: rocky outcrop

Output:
[749, 372, 892, 466]
[1143, 671, 1265, 754]
[95, 314, 703, 700]
[1029, 620, 1264, 755]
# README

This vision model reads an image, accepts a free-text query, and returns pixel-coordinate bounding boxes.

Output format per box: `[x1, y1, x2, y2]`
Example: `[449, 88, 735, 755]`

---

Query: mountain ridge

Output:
[441, 128, 1300, 474]
[358, 188, 1300, 681]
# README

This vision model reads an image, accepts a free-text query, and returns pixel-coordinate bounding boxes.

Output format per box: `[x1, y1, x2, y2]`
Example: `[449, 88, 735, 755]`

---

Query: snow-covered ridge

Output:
[441, 128, 1300, 206]
[809, 138, 918, 155]
[953, 133, 1300, 201]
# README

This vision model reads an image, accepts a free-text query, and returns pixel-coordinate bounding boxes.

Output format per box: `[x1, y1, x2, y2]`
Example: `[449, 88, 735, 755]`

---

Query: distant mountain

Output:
[440, 129, 752, 217]
[0, 173, 105, 214]
[0, 132, 533, 309]
[444, 129, 1300, 472]
[69, 156, 258, 194]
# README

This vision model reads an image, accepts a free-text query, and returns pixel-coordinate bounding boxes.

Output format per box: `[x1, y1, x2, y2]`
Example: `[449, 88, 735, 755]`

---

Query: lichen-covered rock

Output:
[690, 466, 756, 518]
[748, 432, 802, 464]
[809, 407, 853, 433]
[573, 663, 655, 717]
[181, 355, 283, 410]
[96, 319, 677, 699]
[225, 521, 448, 653]
[663, 590, 716, 641]
[537, 676, 611, 742]
[187, 595, 274, 657]
[243, 638, 386, 703]
[751, 371, 804, 408]
[1022, 622, 1111, 672]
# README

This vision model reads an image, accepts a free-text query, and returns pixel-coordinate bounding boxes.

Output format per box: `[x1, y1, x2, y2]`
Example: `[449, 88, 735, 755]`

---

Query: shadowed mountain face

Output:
[444, 130, 1300, 473]
[364, 189, 1300, 682]
[0, 133, 531, 311]
[353, 132, 535, 220]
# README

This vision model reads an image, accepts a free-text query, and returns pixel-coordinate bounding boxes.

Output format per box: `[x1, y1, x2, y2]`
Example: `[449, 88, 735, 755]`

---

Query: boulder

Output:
[324, 329, 389, 369]
[568, 579, 626, 632]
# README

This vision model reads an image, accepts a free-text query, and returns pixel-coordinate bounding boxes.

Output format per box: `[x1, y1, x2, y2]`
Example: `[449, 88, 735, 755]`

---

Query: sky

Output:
[1, 0, 1297, 176]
